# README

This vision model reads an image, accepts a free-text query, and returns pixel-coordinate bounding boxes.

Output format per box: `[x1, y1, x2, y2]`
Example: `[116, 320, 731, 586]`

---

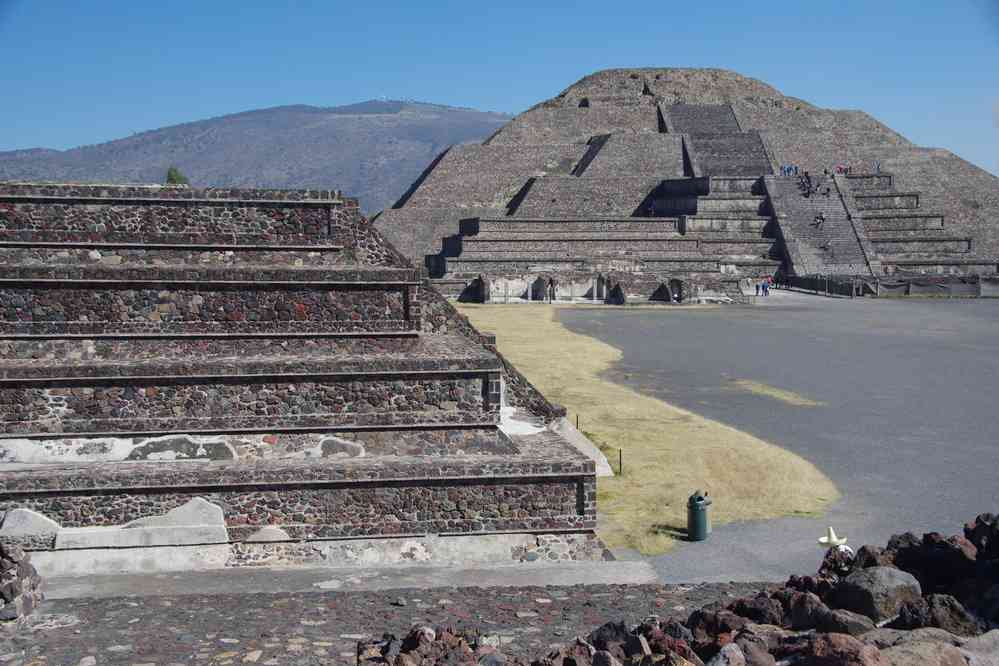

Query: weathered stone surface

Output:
[959, 630, 999, 666]
[124, 497, 225, 529]
[890, 594, 981, 636]
[0, 541, 42, 623]
[965, 513, 999, 560]
[54, 524, 229, 550]
[790, 591, 830, 630]
[0, 508, 61, 536]
[829, 566, 922, 623]
[705, 643, 745, 666]
[880, 641, 967, 666]
[777, 632, 885, 666]
[727, 595, 783, 626]
[243, 526, 292, 543]
[816, 609, 876, 637]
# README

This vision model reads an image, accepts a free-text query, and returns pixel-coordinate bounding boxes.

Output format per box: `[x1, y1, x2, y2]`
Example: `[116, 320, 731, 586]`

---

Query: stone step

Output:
[0, 185, 347, 247]
[880, 258, 999, 276]
[853, 192, 920, 211]
[469, 217, 681, 235]
[0, 335, 501, 439]
[1, 331, 420, 359]
[861, 213, 945, 232]
[0, 242, 346, 269]
[695, 195, 768, 215]
[0, 333, 495, 381]
[844, 173, 894, 191]
[666, 104, 741, 133]
[685, 132, 774, 177]
[682, 215, 770, 233]
[0, 264, 416, 284]
[659, 176, 762, 196]
[508, 176, 661, 218]
[0, 438, 591, 546]
[0, 267, 420, 336]
[468, 232, 685, 242]
[869, 237, 971, 255]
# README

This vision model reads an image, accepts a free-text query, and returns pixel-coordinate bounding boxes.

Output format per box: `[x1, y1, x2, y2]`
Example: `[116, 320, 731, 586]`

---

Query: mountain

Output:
[0, 101, 511, 213]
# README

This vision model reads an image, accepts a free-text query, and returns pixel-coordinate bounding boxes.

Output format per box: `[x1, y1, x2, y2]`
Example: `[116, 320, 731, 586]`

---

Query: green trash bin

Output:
[687, 490, 712, 542]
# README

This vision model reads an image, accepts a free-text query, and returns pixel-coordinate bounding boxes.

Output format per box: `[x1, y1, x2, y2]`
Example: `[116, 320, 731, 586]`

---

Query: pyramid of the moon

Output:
[375, 68, 998, 302]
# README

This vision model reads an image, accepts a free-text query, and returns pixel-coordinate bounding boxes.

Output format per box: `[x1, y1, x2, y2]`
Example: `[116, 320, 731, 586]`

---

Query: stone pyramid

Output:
[0, 182, 600, 573]
[376, 68, 998, 302]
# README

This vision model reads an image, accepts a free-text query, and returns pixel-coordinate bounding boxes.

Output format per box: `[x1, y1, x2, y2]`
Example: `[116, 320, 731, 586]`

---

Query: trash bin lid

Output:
[688, 490, 712, 506]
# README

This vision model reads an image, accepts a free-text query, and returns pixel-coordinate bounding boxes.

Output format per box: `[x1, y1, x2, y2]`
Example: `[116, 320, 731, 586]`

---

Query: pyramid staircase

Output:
[0, 183, 594, 562]
[843, 174, 994, 276]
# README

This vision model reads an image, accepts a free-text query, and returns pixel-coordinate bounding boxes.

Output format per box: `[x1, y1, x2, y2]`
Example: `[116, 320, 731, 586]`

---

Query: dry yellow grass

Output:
[458, 303, 839, 555]
[728, 379, 826, 407]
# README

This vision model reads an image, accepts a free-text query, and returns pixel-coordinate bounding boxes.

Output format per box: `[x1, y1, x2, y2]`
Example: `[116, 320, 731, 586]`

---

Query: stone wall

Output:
[0, 183, 409, 268]
[0, 182, 596, 558]
[0, 375, 495, 435]
[0, 282, 412, 335]
[0, 429, 596, 545]
[420, 286, 566, 422]
[0, 428, 512, 466]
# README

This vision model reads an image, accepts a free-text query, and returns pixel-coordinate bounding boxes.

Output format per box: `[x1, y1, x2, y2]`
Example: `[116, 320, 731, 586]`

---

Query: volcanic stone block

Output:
[829, 566, 923, 623]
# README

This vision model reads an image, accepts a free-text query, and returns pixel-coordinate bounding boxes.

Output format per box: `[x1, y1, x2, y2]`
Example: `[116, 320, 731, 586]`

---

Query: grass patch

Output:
[728, 379, 825, 407]
[458, 304, 839, 556]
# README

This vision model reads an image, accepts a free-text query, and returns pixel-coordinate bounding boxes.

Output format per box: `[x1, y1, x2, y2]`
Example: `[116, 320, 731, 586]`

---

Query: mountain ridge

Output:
[0, 100, 512, 213]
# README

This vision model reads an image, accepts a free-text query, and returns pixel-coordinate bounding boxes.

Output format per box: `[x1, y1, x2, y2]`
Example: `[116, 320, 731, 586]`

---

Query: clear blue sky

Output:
[1, 0, 997, 174]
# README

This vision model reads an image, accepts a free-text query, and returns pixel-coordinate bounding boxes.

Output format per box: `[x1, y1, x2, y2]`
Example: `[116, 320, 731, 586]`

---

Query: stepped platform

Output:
[573, 133, 685, 178]
[464, 217, 681, 235]
[0, 182, 598, 573]
[379, 68, 999, 290]
[860, 212, 945, 232]
[839, 174, 991, 277]
[665, 103, 742, 134]
[880, 257, 998, 276]
[509, 177, 661, 218]
[853, 192, 921, 211]
[429, 204, 778, 303]
[684, 132, 774, 177]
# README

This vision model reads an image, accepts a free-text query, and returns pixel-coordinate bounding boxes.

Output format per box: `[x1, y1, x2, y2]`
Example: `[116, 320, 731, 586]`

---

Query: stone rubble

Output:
[358, 513, 999, 666]
[0, 544, 42, 624]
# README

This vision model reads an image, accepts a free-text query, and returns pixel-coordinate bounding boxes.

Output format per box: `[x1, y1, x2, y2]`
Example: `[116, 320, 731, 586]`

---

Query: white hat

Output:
[818, 526, 848, 548]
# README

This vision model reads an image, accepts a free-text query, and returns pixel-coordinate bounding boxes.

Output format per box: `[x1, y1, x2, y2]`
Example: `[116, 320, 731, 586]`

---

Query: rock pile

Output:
[0, 543, 42, 623]
[358, 514, 999, 665]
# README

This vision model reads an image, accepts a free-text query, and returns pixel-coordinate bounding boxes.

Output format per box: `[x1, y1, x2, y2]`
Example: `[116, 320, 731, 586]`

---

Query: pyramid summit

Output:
[376, 67, 999, 302]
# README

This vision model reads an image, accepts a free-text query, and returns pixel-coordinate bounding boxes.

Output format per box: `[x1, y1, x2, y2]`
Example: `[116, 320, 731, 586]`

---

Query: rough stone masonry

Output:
[0, 182, 599, 575]
[376, 67, 999, 304]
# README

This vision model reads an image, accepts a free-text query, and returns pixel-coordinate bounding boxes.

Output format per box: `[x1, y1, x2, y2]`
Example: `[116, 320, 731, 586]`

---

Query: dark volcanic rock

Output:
[777, 632, 885, 666]
[879, 641, 967, 666]
[686, 609, 748, 660]
[0, 543, 42, 623]
[816, 609, 877, 637]
[853, 545, 895, 570]
[790, 591, 831, 630]
[964, 513, 999, 560]
[727, 594, 784, 626]
[705, 643, 745, 666]
[734, 635, 776, 666]
[890, 594, 981, 636]
[829, 566, 922, 623]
